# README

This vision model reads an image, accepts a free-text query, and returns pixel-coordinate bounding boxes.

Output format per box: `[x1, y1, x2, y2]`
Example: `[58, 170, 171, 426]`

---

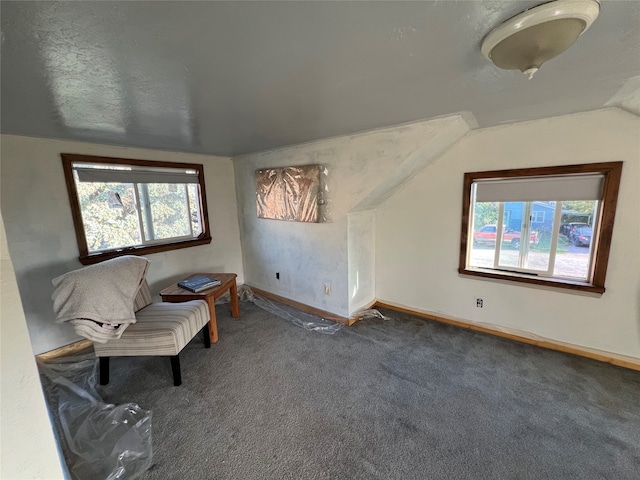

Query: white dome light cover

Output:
[481, 0, 600, 79]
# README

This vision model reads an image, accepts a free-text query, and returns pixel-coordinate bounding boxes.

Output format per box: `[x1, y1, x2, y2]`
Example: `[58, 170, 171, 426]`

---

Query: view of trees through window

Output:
[76, 180, 202, 253]
[62, 154, 211, 264]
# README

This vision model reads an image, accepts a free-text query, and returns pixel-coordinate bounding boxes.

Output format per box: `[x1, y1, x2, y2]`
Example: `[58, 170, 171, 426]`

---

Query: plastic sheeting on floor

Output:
[216, 285, 389, 334]
[38, 353, 152, 480]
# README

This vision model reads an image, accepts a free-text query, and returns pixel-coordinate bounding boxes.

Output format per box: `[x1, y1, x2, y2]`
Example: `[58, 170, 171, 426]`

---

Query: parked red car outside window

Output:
[473, 225, 538, 248]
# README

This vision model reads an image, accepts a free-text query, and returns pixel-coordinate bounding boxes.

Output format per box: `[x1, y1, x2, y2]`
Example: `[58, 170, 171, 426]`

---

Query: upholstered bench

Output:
[93, 281, 210, 386]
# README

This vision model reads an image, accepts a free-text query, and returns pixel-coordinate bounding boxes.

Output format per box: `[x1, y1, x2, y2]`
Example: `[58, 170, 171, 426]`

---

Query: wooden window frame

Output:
[61, 154, 211, 265]
[458, 162, 623, 294]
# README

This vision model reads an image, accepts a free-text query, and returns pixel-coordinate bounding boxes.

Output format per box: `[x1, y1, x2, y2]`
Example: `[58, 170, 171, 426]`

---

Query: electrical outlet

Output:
[324, 283, 331, 295]
[476, 298, 483, 308]
[276, 272, 280, 280]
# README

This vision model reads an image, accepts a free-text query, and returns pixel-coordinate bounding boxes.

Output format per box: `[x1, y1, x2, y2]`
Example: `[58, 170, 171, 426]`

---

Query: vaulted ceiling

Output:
[1, 1, 639, 156]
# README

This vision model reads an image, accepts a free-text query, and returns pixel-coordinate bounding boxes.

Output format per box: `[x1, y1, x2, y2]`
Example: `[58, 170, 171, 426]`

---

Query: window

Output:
[459, 162, 623, 293]
[531, 211, 545, 223]
[62, 154, 211, 264]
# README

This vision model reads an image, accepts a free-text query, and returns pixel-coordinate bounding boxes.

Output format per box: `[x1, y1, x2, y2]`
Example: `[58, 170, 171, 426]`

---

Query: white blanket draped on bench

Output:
[51, 256, 149, 343]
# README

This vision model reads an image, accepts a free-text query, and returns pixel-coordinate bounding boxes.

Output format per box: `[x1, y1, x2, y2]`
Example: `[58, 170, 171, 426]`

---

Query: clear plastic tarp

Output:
[255, 165, 329, 223]
[37, 285, 386, 478]
[38, 353, 152, 480]
[216, 285, 389, 334]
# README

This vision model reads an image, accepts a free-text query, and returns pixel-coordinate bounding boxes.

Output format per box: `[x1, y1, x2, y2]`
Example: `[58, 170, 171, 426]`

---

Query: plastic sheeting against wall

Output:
[255, 165, 328, 223]
[38, 354, 152, 480]
[216, 285, 388, 334]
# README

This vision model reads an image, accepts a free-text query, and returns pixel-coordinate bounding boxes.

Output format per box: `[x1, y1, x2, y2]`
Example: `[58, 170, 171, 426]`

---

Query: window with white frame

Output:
[459, 162, 623, 293]
[62, 154, 211, 264]
[531, 211, 545, 223]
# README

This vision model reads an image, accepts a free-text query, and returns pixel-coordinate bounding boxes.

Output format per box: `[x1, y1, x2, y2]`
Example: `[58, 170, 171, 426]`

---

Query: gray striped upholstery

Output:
[94, 300, 209, 357]
[133, 280, 152, 312]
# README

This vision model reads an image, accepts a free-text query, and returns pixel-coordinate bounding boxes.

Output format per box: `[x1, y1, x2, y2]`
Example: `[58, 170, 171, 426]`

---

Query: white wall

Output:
[234, 115, 472, 317]
[377, 108, 640, 359]
[0, 135, 244, 354]
[0, 213, 66, 479]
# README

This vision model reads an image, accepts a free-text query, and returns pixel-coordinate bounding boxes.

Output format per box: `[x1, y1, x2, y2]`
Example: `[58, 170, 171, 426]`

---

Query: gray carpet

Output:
[99, 302, 640, 480]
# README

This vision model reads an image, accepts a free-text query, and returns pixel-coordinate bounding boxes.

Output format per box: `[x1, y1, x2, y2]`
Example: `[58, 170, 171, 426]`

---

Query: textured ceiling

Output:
[1, 1, 639, 156]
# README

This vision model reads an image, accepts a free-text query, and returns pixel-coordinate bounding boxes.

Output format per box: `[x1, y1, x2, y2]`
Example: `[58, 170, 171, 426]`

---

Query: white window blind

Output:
[75, 165, 199, 185]
[475, 174, 605, 203]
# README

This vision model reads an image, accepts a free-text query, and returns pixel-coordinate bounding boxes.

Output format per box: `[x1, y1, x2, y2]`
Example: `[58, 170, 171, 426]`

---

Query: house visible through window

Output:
[459, 162, 623, 293]
[62, 154, 211, 264]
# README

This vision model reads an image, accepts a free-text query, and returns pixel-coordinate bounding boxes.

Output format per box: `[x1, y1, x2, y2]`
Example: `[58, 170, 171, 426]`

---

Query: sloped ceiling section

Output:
[351, 112, 476, 212]
[1, 1, 639, 156]
[347, 112, 475, 313]
[605, 76, 640, 117]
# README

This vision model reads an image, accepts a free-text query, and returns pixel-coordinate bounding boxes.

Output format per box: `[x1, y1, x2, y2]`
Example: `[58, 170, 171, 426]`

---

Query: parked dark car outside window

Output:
[560, 222, 589, 238]
[570, 226, 592, 247]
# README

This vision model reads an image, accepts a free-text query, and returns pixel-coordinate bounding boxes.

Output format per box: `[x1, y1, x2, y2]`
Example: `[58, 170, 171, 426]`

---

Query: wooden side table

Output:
[160, 273, 240, 344]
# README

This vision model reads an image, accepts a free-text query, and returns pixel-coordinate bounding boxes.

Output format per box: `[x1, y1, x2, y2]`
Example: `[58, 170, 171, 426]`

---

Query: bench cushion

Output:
[93, 300, 209, 357]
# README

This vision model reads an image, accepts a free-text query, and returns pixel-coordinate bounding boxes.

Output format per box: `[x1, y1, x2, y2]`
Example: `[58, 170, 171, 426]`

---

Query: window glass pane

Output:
[525, 202, 555, 272]
[75, 181, 142, 252]
[553, 200, 598, 279]
[468, 198, 598, 280]
[498, 203, 522, 268]
[497, 201, 556, 273]
[469, 202, 499, 269]
[187, 184, 203, 237]
[141, 183, 193, 241]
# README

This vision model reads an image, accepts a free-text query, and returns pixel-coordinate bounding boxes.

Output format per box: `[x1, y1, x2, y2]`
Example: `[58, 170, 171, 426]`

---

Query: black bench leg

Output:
[99, 357, 110, 385]
[203, 323, 211, 348]
[170, 355, 182, 386]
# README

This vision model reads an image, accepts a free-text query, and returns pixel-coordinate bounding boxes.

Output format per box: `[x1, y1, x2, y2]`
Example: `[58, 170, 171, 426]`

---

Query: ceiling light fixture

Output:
[481, 0, 600, 79]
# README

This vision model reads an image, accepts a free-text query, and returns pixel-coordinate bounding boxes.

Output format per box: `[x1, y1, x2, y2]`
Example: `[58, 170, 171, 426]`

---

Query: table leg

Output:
[206, 296, 219, 343]
[230, 280, 240, 318]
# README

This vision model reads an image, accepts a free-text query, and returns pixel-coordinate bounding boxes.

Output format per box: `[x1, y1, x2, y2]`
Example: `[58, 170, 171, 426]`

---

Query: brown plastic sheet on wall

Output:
[256, 165, 320, 223]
